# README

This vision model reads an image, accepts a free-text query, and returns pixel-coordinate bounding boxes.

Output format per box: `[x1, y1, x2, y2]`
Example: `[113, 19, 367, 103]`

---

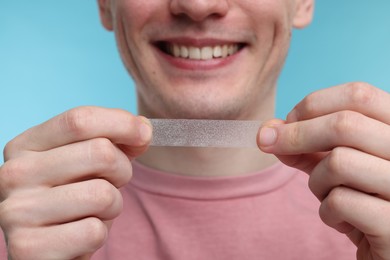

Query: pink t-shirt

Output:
[93, 161, 356, 259]
[0, 162, 356, 259]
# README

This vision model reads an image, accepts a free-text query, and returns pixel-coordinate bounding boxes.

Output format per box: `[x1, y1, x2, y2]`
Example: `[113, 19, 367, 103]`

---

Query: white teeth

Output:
[221, 45, 228, 58]
[213, 46, 222, 58]
[169, 44, 240, 60]
[201, 46, 213, 60]
[180, 46, 189, 58]
[189, 47, 201, 59]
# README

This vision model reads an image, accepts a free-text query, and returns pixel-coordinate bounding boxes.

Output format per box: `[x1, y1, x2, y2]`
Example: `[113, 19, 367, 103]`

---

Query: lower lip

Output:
[154, 47, 244, 71]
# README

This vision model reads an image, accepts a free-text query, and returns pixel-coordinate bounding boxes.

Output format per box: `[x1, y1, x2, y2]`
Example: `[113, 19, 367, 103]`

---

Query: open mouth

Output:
[155, 42, 246, 60]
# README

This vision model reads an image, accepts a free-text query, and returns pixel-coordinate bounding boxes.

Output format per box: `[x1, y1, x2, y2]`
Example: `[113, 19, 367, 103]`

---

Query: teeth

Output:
[189, 47, 201, 59]
[168, 44, 241, 60]
[180, 46, 189, 58]
[213, 46, 222, 58]
[228, 45, 234, 56]
[221, 45, 228, 58]
[173, 45, 180, 57]
[201, 46, 213, 60]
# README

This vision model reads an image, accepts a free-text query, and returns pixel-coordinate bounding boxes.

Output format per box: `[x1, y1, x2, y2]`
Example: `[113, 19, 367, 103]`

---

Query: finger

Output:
[345, 228, 364, 247]
[4, 106, 152, 159]
[6, 217, 109, 260]
[0, 138, 132, 197]
[259, 111, 390, 160]
[272, 153, 327, 174]
[257, 119, 327, 173]
[309, 147, 390, 201]
[319, 186, 390, 256]
[287, 82, 390, 124]
[0, 179, 122, 228]
[73, 221, 113, 260]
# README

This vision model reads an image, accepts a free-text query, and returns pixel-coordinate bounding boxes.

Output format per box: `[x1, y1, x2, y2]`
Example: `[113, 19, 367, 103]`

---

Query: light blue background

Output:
[1, 1, 390, 163]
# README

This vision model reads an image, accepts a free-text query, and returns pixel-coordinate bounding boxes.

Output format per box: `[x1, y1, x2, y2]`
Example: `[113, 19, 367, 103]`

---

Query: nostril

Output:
[170, 0, 229, 22]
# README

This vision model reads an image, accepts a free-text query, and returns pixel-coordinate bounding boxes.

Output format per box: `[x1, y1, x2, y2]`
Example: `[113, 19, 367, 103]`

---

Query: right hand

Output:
[0, 106, 152, 259]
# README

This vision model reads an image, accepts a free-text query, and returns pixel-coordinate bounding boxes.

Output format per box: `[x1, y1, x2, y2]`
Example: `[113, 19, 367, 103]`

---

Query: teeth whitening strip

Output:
[150, 119, 262, 148]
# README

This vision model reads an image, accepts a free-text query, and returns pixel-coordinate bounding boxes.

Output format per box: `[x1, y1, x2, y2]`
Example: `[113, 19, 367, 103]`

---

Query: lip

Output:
[152, 37, 247, 70]
[156, 37, 242, 47]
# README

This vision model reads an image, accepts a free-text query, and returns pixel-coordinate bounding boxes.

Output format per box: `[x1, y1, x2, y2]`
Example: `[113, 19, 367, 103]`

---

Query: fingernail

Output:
[259, 126, 277, 147]
[138, 116, 152, 144]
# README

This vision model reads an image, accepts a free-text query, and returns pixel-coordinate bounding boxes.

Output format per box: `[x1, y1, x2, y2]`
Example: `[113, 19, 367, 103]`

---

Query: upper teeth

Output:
[169, 44, 239, 60]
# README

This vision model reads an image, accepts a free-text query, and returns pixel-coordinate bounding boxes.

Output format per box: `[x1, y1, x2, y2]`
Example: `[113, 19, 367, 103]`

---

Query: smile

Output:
[156, 42, 244, 60]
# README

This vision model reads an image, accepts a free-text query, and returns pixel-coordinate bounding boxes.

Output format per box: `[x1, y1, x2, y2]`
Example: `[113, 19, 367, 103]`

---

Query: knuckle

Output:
[307, 175, 316, 193]
[121, 162, 133, 186]
[345, 82, 376, 106]
[0, 197, 34, 227]
[323, 187, 348, 215]
[83, 217, 107, 249]
[0, 199, 17, 227]
[299, 92, 318, 115]
[0, 160, 26, 198]
[307, 177, 321, 200]
[61, 107, 94, 138]
[331, 111, 360, 137]
[7, 231, 37, 260]
[325, 147, 347, 179]
[87, 179, 118, 212]
[0, 202, 11, 228]
[88, 138, 118, 170]
[8, 241, 28, 260]
[3, 139, 17, 161]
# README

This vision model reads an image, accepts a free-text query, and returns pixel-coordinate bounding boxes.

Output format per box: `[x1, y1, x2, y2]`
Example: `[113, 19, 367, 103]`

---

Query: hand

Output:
[258, 82, 390, 259]
[0, 106, 152, 259]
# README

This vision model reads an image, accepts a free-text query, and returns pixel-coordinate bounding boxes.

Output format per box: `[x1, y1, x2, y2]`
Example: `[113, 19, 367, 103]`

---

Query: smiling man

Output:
[1, 0, 390, 259]
[113, 0, 290, 121]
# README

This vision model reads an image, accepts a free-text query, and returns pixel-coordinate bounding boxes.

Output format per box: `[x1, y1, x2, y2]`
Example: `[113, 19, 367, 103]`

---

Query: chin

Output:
[138, 82, 260, 120]
[153, 97, 251, 120]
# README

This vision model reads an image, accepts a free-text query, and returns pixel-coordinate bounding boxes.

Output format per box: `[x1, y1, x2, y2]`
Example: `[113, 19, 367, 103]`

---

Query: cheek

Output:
[111, 2, 151, 81]
[114, 0, 167, 31]
[243, 0, 293, 31]
[112, 1, 169, 79]
[247, 1, 293, 58]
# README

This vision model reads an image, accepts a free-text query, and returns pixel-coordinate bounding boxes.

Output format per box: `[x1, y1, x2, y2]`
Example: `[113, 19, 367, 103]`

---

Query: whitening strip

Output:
[150, 119, 262, 148]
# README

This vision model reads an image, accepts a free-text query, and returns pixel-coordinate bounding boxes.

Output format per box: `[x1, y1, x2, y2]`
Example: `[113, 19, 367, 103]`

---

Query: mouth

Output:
[155, 41, 246, 60]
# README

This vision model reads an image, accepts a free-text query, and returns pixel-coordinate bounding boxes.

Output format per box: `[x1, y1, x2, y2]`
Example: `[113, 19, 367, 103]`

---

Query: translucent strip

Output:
[150, 119, 262, 148]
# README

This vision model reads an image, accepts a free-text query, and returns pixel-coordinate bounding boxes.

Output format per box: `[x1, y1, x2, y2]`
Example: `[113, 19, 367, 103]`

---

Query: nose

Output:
[170, 0, 229, 22]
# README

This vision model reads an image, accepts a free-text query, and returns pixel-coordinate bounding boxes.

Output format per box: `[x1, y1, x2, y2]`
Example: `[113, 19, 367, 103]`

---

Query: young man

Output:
[1, 0, 390, 259]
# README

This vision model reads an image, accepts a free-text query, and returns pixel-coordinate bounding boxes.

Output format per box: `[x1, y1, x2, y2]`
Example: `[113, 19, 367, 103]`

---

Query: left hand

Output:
[258, 82, 390, 260]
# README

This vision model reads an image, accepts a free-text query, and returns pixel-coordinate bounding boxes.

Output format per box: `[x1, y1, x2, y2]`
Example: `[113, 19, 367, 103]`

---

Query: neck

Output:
[136, 146, 278, 177]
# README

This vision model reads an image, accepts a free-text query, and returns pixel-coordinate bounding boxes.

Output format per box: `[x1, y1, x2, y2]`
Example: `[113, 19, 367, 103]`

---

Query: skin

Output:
[259, 83, 390, 259]
[0, 1, 389, 260]
[100, 0, 311, 120]
[0, 109, 152, 259]
[98, 0, 313, 176]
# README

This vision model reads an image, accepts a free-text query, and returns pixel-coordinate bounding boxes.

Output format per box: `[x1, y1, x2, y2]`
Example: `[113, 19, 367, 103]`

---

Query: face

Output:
[99, 0, 313, 119]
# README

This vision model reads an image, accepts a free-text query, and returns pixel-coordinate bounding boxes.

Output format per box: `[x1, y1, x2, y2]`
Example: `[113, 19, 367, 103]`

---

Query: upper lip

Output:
[152, 37, 247, 48]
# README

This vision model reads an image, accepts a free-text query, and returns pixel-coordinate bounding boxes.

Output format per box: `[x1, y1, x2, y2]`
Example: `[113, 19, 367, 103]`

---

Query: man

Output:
[1, 0, 389, 259]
